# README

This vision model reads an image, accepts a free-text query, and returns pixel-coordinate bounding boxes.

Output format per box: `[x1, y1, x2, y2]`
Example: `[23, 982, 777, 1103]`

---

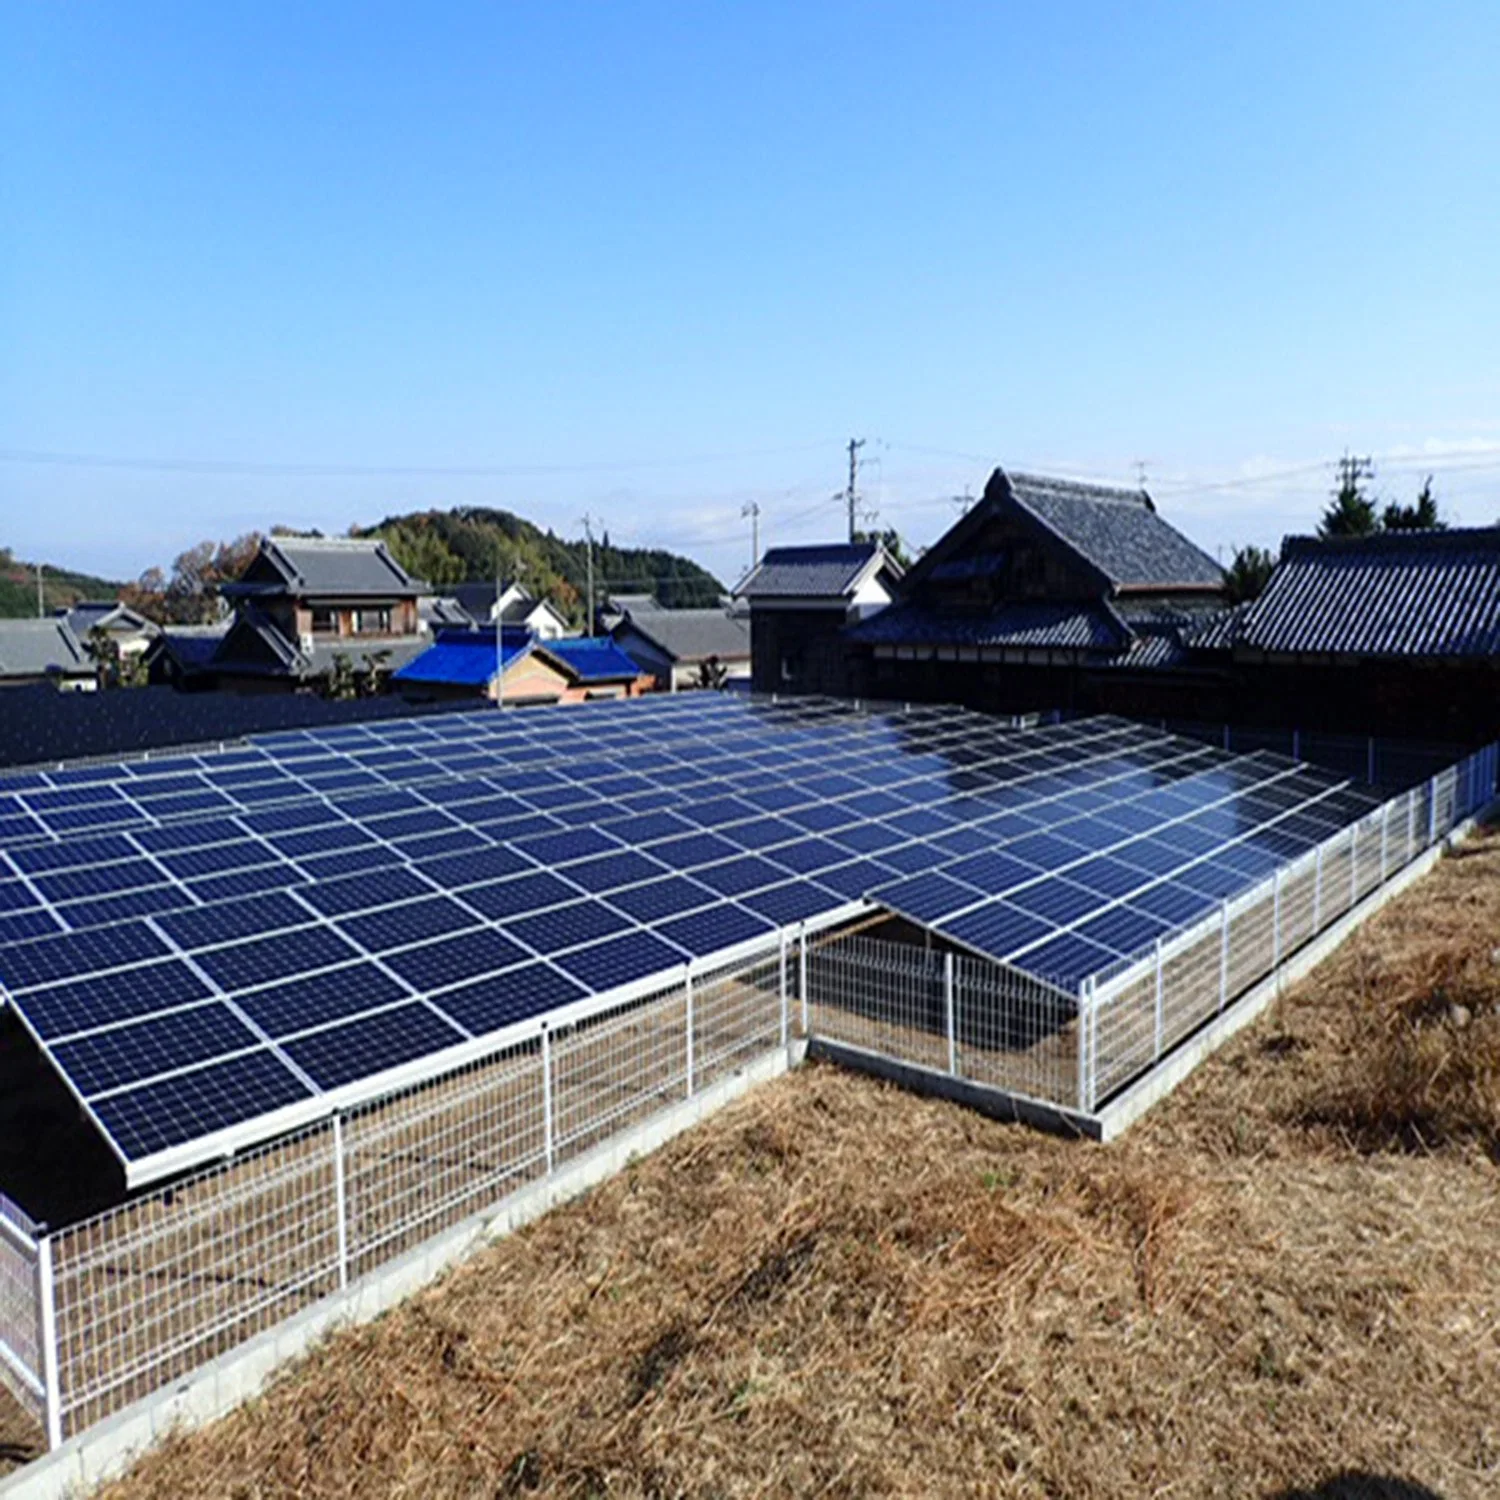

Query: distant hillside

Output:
[354, 508, 724, 624]
[0, 548, 123, 618]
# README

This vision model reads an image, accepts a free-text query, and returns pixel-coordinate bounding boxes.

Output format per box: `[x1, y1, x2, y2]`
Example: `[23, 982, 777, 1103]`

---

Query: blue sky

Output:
[4, 2, 1499, 588]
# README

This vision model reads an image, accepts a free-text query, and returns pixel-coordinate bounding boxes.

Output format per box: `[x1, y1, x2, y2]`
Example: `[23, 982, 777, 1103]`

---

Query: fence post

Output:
[1429, 775, 1438, 846]
[943, 951, 957, 1076]
[1351, 823, 1360, 908]
[1218, 899, 1230, 1013]
[332, 1113, 349, 1292]
[1272, 868, 1282, 977]
[778, 931, 789, 1050]
[1086, 978, 1098, 1112]
[1153, 938, 1164, 1061]
[1075, 983, 1089, 1113]
[541, 1028, 555, 1175]
[684, 969, 695, 1099]
[1313, 844, 1323, 932]
[36, 1234, 62, 1451]
[798, 924, 809, 1038]
[1367, 737, 1376, 784]
[1380, 806, 1389, 883]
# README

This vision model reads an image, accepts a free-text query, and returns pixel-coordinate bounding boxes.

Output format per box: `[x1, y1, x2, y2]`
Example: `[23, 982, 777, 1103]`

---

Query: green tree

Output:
[1318, 455, 1378, 538]
[1224, 544, 1275, 604]
[1382, 475, 1444, 532]
[84, 626, 148, 689]
[853, 527, 913, 569]
[694, 655, 729, 691]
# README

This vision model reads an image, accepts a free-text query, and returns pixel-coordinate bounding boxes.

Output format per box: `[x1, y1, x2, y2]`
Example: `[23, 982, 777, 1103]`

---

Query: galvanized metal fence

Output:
[806, 743, 1500, 1122]
[16, 942, 791, 1448]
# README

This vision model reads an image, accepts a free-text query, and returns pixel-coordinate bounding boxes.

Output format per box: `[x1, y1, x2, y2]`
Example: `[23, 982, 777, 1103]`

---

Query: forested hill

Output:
[356, 507, 724, 623]
[0, 547, 123, 617]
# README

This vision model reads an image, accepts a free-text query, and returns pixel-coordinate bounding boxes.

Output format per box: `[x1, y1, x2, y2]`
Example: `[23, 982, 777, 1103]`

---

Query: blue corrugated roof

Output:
[393, 628, 533, 686]
[1236, 529, 1500, 659]
[542, 637, 644, 683]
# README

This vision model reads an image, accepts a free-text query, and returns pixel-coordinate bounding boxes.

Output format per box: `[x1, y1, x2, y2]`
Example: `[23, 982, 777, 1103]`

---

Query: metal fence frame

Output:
[13, 935, 805, 1449]
[804, 741, 1499, 1120]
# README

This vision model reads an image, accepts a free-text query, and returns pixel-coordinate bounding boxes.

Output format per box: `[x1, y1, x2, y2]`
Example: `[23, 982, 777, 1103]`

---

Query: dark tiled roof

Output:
[226, 537, 425, 599]
[1005, 472, 1225, 590]
[418, 596, 475, 629]
[1096, 631, 1190, 670]
[1235, 529, 1500, 659]
[1182, 603, 1250, 652]
[736, 543, 894, 600]
[847, 601, 1128, 651]
[614, 608, 750, 664]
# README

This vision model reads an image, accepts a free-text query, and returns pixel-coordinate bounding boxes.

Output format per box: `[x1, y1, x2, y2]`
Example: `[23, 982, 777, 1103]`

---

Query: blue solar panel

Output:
[90, 1050, 313, 1161]
[1014, 931, 1120, 987]
[514, 827, 622, 867]
[383, 929, 530, 991]
[691, 856, 787, 898]
[157, 840, 273, 878]
[942, 851, 1043, 895]
[1073, 906, 1171, 959]
[872, 871, 981, 924]
[0, 909, 61, 945]
[195, 927, 361, 991]
[430, 962, 588, 1036]
[52, 1003, 260, 1096]
[553, 929, 687, 989]
[282, 1003, 467, 1089]
[941, 901, 1052, 960]
[741, 880, 844, 926]
[271, 825, 376, 859]
[656, 904, 775, 957]
[509, 899, 631, 953]
[765, 838, 847, 876]
[158, 892, 313, 950]
[559, 850, 671, 895]
[650, 831, 742, 871]
[0, 922, 171, 991]
[235, 963, 410, 1037]
[338, 896, 479, 953]
[461, 870, 582, 920]
[1006, 878, 1102, 927]
[297, 867, 434, 918]
[20, 961, 214, 1039]
[9, 834, 141, 874]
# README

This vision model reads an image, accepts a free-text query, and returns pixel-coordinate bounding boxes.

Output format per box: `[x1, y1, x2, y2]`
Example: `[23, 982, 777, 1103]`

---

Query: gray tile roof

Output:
[0, 619, 91, 678]
[736, 543, 895, 600]
[1234, 529, 1500, 659]
[1004, 472, 1225, 591]
[418, 596, 476, 629]
[227, 537, 426, 599]
[613, 607, 750, 664]
[847, 601, 1128, 651]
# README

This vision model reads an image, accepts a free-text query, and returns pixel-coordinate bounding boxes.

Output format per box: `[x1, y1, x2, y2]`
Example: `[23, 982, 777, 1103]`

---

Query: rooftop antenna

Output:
[845, 437, 865, 543]
[1134, 459, 1149, 490]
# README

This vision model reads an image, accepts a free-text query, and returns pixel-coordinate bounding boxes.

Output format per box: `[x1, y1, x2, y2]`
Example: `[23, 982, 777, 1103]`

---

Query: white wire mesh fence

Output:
[0, 1193, 45, 1432]
[806, 744, 1500, 1121]
[27, 945, 792, 1445]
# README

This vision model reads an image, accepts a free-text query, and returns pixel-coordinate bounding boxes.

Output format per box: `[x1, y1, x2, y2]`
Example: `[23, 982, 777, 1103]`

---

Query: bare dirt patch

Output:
[52, 827, 1500, 1495]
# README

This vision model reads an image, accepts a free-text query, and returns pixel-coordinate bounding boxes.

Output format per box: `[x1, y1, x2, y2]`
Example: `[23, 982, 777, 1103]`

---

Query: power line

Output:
[0, 439, 838, 479]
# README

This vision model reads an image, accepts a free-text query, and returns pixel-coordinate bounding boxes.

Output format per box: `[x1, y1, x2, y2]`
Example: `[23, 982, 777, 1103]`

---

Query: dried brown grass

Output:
[49, 828, 1500, 1496]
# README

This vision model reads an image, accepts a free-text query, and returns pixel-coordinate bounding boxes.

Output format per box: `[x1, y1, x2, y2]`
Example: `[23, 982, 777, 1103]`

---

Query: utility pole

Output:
[741, 501, 760, 569]
[845, 438, 865, 543]
[580, 514, 597, 636]
[36, 563, 44, 619]
[494, 549, 504, 712]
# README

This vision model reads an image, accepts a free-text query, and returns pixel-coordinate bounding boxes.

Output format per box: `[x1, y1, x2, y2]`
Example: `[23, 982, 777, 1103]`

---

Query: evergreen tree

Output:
[1318, 455, 1378, 538]
[1224, 544, 1275, 604]
[1382, 475, 1444, 532]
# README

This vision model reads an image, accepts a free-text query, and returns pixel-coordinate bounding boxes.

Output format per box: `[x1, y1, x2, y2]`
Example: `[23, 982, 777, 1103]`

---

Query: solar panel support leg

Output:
[37, 1233, 62, 1451]
[1313, 845, 1322, 933]
[332, 1114, 349, 1292]
[943, 951, 957, 1077]
[1429, 776, 1438, 845]
[684, 971, 695, 1099]
[1368, 737, 1376, 784]
[1272, 869, 1282, 982]
[1153, 939, 1164, 1061]
[541, 1029, 555, 1176]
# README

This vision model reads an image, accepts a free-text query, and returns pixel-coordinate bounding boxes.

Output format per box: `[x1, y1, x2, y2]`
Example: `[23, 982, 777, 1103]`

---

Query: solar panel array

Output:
[0, 696, 1381, 1182]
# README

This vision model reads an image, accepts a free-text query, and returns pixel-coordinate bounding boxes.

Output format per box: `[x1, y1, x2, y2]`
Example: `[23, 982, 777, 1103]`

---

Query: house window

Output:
[354, 607, 391, 635]
[310, 607, 338, 635]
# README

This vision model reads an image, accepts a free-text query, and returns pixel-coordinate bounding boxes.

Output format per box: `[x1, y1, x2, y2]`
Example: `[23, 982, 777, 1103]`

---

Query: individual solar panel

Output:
[20, 961, 215, 1039]
[650, 831, 742, 870]
[195, 927, 361, 991]
[461, 870, 583, 920]
[655, 904, 776, 957]
[941, 851, 1043, 895]
[508, 899, 632, 954]
[740, 880, 845, 926]
[1005, 878, 1102, 927]
[1073, 906, 1171, 960]
[765, 838, 848, 876]
[513, 827, 622, 867]
[1125, 882, 1218, 926]
[9, 834, 141, 874]
[815, 859, 898, 900]
[337, 896, 479, 953]
[383, 929, 530, 991]
[604, 875, 719, 924]
[0, 922, 171, 992]
[553, 929, 687, 989]
[558, 850, 671, 895]
[89, 1050, 313, 1162]
[430, 962, 588, 1036]
[281, 1003, 468, 1090]
[51, 1003, 261, 1097]
[1012, 931, 1121, 988]
[417, 846, 535, 888]
[235, 963, 411, 1037]
[690, 856, 788, 898]
[297, 866, 435, 918]
[940, 902, 1053, 961]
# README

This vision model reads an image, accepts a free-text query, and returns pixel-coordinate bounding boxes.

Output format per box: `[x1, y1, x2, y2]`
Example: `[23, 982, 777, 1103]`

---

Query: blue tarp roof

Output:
[393, 628, 533, 687]
[543, 637, 644, 683]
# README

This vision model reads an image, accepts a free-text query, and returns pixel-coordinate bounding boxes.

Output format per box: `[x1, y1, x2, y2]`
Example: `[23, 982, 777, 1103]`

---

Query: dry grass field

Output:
[5, 825, 1499, 1497]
